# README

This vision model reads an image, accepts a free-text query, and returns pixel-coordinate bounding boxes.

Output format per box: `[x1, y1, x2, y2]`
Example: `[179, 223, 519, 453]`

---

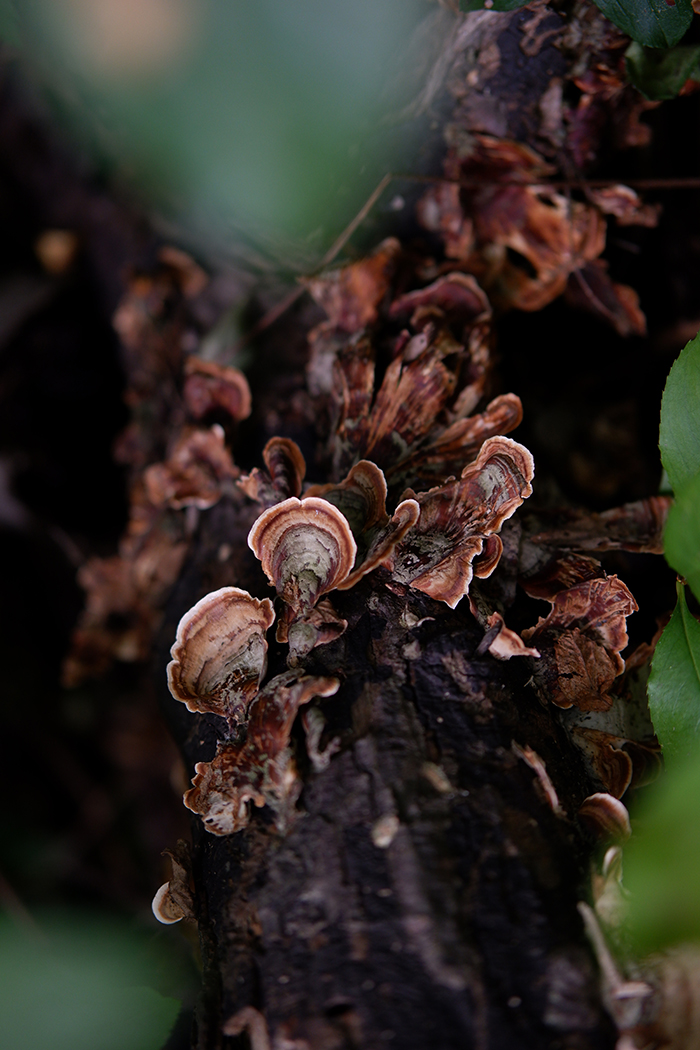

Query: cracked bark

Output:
[158, 493, 615, 1050]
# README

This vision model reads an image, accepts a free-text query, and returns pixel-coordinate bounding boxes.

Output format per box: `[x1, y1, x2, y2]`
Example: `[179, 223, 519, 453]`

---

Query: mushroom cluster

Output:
[166, 240, 544, 837]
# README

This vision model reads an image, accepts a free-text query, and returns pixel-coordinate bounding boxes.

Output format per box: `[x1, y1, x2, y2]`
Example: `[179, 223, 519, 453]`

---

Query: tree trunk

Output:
[159, 496, 616, 1049]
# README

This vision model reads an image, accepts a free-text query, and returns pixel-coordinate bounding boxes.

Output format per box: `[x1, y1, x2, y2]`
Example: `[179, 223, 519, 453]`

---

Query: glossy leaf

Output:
[626, 41, 700, 100]
[659, 329, 700, 492]
[625, 753, 700, 954]
[647, 582, 700, 764]
[664, 471, 700, 601]
[592, 0, 692, 49]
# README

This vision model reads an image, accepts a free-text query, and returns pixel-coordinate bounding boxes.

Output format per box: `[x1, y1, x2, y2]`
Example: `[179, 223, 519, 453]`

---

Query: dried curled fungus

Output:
[183, 356, 252, 421]
[238, 437, 306, 506]
[183, 672, 340, 835]
[578, 793, 631, 841]
[144, 425, 238, 510]
[167, 587, 275, 723]
[386, 435, 535, 608]
[248, 497, 357, 618]
[523, 575, 638, 712]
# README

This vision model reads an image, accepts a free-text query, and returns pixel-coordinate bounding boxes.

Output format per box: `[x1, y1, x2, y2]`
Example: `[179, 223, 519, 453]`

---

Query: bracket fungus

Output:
[523, 575, 638, 712]
[248, 496, 357, 621]
[306, 460, 421, 590]
[238, 436, 306, 506]
[183, 672, 340, 835]
[167, 586, 275, 723]
[386, 435, 535, 608]
[143, 424, 238, 510]
[183, 356, 252, 422]
[578, 792, 631, 842]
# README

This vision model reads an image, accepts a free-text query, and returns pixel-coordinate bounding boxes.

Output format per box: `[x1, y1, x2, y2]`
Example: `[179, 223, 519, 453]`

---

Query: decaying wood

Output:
[53, 3, 675, 1047]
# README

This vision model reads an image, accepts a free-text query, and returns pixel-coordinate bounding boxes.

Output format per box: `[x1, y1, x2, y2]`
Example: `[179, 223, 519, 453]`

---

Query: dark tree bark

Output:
[146, 7, 661, 1048]
[159, 496, 616, 1050]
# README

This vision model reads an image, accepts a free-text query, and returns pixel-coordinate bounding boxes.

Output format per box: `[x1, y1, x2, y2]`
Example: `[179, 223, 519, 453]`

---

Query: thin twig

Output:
[232, 168, 699, 350]
[233, 172, 392, 350]
[393, 172, 700, 191]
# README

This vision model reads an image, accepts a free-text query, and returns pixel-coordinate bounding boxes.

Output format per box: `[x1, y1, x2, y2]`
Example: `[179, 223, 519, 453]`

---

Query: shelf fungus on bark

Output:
[305, 459, 420, 591]
[578, 792, 631, 842]
[248, 496, 357, 625]
[571, 726, 662, 798]
[152, 882, 188, 924]
[167, 586, 275, 723]
[183, 671, 339, 835]
[384, 435, 535, 608]
[522, 575, 638, 712]
[238, 437, 307, 507]
[143, 424, 238, 510]
[183, 356, 252, 422]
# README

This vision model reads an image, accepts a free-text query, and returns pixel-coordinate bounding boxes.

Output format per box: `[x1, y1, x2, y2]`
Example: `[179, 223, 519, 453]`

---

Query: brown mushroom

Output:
[167, 586, 275, 723]
[284, 598, 348, 665]
[386, 435, 535, 608]
[183, 356, 252, 422]
[247, 497, 357, 619]
[183, 672, 340, 835]
[389, 393, 524, 489]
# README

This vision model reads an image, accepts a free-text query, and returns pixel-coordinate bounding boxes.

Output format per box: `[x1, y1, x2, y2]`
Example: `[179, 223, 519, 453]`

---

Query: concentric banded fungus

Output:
[525, 496, 672, 556]
[391, 393, 524, 488]
[305, 460, 389, 536]
[386, 435, 535, 608]
[183, 356, 252, 422]
[305, 461, 420, 589]
[570, 726, 661, 797]
[578, 793, 631, 841]
[247, 497, 357, 619]
[183, 672, 340, 835]
[238, 437, 306, 506]
[338, 497, 420, 591]
[144, 425, 238, 510]
[522, 575, 638, 711]
[152, 882, 187, 924]
[167, 587, 275, 722]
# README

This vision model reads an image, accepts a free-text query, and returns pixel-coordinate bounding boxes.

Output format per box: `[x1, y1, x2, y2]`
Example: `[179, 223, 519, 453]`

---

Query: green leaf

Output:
[626, 41, 700, 99]
[647, 582, 700, 763]
[0, 915, 182, 1050]
[592, 0, 692, 49]
[659, 329, 700, 492]
[624, 753, 700, 954]
[665, 471, 700, 600]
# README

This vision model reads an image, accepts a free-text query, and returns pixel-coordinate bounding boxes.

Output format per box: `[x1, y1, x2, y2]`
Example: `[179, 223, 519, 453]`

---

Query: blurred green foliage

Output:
[0, 912, 181, 1050]
[1, 0, 429, 269]
[625, 754, 700, 954]
[625, 331, 700, 955]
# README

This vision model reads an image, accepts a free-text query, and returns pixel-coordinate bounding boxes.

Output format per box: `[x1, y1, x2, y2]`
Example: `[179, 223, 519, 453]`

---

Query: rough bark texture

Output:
[149, 8, 640, 1047]
[157, 492, 615, 1049]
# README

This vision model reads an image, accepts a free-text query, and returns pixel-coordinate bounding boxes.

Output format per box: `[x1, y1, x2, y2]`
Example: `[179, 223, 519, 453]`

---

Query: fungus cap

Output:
[248, 497, 357, 615]
[167, 586, 275, 721]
